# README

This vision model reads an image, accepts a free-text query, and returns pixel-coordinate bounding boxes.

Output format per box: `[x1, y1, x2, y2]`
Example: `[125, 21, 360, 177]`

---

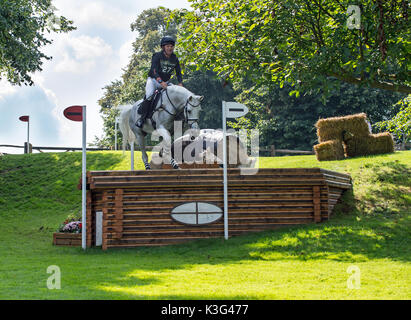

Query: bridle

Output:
[158, 89, 201, 128]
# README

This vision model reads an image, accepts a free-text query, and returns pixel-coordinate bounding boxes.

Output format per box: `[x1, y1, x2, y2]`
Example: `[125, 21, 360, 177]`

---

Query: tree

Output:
[95, 7, 236, 148]
[0, 0, 75, 85]
[374, 95, 411, 150]
[230, 78, 405, 151]
[172, 0, 411, 98]
[94, 7, 177, 147]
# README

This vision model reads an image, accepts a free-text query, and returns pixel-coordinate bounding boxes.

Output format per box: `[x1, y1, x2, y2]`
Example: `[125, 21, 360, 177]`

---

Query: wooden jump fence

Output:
[78, 168, 351, 250]
[1, 144, 313, 155]
[0, 144, 110, 153]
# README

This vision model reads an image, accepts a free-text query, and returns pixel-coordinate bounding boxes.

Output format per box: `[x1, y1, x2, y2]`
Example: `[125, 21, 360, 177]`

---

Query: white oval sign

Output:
[171, 202, 223, 225]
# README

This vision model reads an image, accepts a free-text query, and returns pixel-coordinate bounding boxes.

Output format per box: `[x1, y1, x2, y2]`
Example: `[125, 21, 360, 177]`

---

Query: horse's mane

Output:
[167, 84, 193, 98]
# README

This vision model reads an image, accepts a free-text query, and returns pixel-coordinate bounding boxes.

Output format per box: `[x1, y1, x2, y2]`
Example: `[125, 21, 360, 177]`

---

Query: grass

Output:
[0, 150, 410, 299]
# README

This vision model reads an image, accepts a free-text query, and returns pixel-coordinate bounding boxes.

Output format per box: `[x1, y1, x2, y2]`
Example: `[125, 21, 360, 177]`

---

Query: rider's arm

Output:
[150, 53, 162, 82]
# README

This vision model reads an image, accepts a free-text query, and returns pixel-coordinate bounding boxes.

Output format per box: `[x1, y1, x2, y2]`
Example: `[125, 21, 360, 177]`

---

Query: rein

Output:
[154, 88, 201, 127]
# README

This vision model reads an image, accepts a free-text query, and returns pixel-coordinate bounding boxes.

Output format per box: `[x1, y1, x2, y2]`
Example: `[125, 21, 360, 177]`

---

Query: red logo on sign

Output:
[19, 116, 29, 122]
[64, 106, 83, 122]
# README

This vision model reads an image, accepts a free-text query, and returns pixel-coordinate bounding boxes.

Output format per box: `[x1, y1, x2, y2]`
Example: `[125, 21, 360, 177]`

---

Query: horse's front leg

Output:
[157, 126, 179, 169]
[136, 134, 150, 170]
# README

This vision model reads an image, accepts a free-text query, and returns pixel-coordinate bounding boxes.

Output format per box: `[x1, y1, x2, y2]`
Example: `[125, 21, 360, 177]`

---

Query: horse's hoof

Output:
[170, 159, 179, 169]
[145, 164, 151, 170]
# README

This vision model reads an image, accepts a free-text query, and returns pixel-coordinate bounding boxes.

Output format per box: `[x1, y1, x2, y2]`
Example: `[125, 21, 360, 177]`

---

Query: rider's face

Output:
[163, 44, 174, 56]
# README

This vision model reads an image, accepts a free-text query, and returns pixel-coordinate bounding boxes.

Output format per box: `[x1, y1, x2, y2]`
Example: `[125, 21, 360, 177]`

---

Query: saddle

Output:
[136, 90, 164, 131]
[137, 90, 163, 117]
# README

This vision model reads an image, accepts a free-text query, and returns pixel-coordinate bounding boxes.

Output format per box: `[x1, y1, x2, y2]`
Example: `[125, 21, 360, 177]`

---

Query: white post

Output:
[115, 121, 117, 151]
[27, 118, 30, 153]
[130, 142, 134, 171]
[81, 105, 87, 250]
[222, 101, 229, 240]
[115, 117, 119, 151]
[95, 211, 103, 246]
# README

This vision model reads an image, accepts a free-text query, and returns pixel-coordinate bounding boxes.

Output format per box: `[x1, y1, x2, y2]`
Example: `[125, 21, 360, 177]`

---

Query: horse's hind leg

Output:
[136, 134, 151, 170]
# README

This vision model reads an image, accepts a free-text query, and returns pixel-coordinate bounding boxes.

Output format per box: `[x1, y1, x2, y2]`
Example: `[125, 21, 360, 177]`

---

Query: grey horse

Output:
[118, 85, 203, 169]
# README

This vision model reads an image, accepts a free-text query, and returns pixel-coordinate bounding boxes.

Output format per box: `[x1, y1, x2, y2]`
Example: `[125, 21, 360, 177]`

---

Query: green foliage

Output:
[182, 69, 236, 129]
[230, 78, 405, 150]
[374, 95, 411, 149]
[0, 0, 75, 85]
[96, 4, 407, 151]
[172, 0, 411, 96]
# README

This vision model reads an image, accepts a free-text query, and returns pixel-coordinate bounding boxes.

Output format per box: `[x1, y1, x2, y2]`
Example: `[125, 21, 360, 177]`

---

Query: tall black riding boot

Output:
[136, 99, 151, 128]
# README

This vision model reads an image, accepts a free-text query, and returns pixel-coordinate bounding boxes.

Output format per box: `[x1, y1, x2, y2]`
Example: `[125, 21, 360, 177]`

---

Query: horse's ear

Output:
[199, 95, 204, 102]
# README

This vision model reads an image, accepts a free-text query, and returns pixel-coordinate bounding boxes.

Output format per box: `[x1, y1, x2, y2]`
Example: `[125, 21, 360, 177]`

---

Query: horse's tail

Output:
[117, 105, 135, 155]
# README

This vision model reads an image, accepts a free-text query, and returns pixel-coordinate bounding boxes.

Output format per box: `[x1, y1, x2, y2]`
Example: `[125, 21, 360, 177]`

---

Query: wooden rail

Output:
[0, 144, 110, 152]
[259, 145, 314, 156]
[79, 168, 351, 250]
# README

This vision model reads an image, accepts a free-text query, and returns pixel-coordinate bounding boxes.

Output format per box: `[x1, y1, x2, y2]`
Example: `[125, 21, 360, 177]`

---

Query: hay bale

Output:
[314, 140, 345, 161]
[315, 113, 370, 143]
[344, 132, 394, 157]
[369, 132, 394, 154]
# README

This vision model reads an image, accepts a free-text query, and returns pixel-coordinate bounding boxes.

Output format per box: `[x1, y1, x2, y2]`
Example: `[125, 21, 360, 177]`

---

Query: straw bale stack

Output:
[314, 140, 345, 161]
[314, 113, 394, 160]
[344, 132, 394, 157]
[315, 113, 370, 143]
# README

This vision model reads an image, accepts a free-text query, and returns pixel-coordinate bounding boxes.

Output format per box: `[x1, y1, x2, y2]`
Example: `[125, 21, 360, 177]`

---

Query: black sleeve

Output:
[150, 53, 161, 79]
[175, 57, 183, 83]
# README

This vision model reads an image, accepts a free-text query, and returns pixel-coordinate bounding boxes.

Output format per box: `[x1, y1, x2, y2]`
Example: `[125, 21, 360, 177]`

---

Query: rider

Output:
[136, 35, 184, 128]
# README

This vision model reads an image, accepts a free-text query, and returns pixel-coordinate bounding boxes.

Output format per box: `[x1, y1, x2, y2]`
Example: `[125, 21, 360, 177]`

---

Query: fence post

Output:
[24, 142, 32, 154]
[270, 145, 276, 156]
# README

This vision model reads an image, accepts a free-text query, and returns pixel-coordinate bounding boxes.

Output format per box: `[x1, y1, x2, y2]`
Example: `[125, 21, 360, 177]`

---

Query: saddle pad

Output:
[137, 101, 146, 115]
[137, 90, 162, 115]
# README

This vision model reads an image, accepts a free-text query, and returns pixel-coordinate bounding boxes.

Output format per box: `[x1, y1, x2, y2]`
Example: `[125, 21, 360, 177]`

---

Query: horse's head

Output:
[185, 94, 203, 129]
[166, 85, 203, 129]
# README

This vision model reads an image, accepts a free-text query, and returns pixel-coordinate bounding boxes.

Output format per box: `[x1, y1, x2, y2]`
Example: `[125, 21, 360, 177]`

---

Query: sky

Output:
[0, 0, 191, 154]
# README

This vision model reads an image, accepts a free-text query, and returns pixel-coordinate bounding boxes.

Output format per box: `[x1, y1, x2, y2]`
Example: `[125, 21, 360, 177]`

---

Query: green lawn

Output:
[0, 151, 410, 299]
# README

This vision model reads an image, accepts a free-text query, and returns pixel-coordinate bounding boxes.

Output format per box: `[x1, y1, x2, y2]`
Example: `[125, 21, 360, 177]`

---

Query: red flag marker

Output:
[63, 106, 83, 122]
[19, 115, 29, 122]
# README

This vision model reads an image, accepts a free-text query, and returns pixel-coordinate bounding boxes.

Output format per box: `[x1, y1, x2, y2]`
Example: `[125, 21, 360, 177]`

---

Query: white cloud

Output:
[53, 0, 135, 31]
[70, 35, 113, 60]
[53, 34, 113, 74]
[118, 38, 134, 70]
[0, 80, 18, 99]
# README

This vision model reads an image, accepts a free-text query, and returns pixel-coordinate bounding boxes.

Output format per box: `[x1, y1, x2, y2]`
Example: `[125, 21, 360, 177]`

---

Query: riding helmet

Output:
[160, 36, 175, 47]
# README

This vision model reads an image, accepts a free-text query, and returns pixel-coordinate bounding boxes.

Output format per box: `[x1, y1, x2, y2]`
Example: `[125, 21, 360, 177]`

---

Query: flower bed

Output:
[53, 215, 82, 246]
[53, 232, 81, 246]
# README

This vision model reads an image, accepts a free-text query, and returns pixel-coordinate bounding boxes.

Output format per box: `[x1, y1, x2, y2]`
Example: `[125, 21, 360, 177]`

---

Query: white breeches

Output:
[145, 77, 171, 100]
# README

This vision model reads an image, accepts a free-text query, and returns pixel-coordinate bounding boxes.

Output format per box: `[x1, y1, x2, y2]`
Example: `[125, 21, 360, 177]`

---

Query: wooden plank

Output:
[313, 186, 321, 222]
[86, 190, 93, 248]
[91, 172, 325, 181]
[54, 233, 82, 239]
[87, 168, 325, 177]
[91, 179, 327, 189]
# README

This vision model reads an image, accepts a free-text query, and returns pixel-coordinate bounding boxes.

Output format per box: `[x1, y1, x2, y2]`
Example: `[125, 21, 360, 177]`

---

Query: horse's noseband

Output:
[184, 97, 202, 128]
